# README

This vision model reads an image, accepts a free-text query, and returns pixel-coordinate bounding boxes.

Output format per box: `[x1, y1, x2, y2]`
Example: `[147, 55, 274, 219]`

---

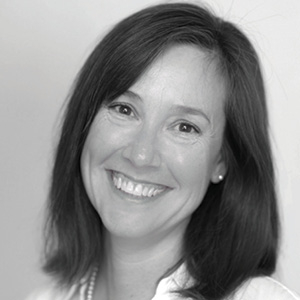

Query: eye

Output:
[176, 122, 200, 134]
[109, 103, 135, 117]
[117, 105, 132, 116]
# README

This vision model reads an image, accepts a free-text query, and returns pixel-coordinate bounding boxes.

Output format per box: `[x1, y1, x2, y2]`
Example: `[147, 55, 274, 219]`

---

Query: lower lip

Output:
[107, 170, 169, 203]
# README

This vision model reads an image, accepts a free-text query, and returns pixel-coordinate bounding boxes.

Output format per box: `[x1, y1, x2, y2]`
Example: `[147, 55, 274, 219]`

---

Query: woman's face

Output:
[81, 45, 226, 242]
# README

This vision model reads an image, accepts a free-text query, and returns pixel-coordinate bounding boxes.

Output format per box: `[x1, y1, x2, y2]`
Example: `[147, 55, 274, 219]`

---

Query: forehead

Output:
[131, 44, 227, 113]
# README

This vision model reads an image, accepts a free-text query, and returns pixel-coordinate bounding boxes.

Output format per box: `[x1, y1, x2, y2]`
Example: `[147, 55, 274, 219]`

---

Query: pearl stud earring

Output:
[218, 175, 224, 181]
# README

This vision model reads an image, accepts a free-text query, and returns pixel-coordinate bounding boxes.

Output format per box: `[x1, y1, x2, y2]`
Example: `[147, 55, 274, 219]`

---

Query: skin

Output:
[80, 44, 227, 300]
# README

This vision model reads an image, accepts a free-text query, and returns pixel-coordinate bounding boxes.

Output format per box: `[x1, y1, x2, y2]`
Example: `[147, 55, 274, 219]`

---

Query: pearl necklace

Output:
[86, 266, 99, 300]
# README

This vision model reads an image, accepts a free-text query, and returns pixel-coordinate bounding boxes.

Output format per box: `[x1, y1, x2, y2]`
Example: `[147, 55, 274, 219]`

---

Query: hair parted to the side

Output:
[43, 3, 279, 300]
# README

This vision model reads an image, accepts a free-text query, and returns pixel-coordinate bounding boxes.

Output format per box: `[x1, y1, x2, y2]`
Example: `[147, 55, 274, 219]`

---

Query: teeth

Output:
[122, 180, 127, 191]
[133, 184, 143, 196]
[148, 187, 155, 197]
[127, 181, 134, 193]
[112, 172, 166, 198]
[142, 187, 149, 197]
[117, 177, 122, 189]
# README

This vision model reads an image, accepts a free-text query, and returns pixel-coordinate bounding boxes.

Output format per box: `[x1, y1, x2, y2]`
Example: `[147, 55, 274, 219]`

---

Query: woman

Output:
[27, 2, 299, 300]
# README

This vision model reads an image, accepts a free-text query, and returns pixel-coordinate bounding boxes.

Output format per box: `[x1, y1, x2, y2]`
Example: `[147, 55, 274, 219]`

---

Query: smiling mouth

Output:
[111, 171, 167, 198]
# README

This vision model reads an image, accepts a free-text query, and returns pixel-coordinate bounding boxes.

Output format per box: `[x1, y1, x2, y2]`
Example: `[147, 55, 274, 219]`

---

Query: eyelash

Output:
[108, 103, 136, 117]
[175, 122, 201, 135]
[107, 103, 201, 135]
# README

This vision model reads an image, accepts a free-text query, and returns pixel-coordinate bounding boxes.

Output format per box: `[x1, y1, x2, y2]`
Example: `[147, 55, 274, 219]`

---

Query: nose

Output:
[122, 126, 161, 168]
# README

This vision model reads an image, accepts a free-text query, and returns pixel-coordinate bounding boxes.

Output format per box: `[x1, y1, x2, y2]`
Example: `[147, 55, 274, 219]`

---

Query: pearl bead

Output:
[86, 266, 98, 300]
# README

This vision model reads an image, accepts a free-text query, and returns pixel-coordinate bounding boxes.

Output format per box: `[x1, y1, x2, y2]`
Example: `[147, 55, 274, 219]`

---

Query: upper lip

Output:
[108, 169, 173, 189]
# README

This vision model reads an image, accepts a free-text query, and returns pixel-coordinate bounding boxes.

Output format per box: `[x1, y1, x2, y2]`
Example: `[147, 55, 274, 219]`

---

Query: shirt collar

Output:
[152, 263, 193, 300]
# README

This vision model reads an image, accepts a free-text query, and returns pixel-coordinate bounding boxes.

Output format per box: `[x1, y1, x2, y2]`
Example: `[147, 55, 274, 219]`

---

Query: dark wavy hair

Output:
[43, 3, 279, 300]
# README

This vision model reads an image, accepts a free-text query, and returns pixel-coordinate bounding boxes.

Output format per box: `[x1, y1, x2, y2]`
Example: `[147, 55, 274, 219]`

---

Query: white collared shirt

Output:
[26, 264, 300, 300]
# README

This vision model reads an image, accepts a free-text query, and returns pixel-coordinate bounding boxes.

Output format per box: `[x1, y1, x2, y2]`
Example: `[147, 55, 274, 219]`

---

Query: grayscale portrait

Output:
[1, 1, 299, 299]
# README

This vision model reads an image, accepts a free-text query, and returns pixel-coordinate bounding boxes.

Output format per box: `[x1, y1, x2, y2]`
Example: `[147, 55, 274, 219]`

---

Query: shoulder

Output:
[233, 276, 300, 300]
[24, 282, 83, 300]
[25, 269, 94, 300]
[24, 285, 61, 300]
[161, 264, 299, 300]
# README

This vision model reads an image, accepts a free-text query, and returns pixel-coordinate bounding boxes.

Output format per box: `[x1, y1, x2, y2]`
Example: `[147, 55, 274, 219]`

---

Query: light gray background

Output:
[1, 0, 299, 298]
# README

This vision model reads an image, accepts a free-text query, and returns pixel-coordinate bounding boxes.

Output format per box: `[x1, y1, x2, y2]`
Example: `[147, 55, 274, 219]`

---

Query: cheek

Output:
[165, 141, 214, 189]
[171, 147, 216, 216]
[82, 120, 125, 164]
[180, 155, 211, 195]
[80, 122, 113, 196]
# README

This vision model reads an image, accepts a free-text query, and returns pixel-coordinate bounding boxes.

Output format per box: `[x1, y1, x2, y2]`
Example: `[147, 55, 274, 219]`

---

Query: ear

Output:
[211, 152, 227, 184]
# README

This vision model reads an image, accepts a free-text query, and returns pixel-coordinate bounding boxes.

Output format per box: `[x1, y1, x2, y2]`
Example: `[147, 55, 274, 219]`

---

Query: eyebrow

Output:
[170, 105, 210, 124]
[123, 90, 142, 101]
[124, 90, 210, 123]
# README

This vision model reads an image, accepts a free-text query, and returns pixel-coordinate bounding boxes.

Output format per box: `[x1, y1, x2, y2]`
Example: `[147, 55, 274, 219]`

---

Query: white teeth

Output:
[142, 187, 149, 197]
[148, 187, 155, 197]
[113, 177, 117, 186]
[133, 184, 143, 196]
[117, 177, 122, 189]
[112, 172, 166, 198]
[121, 181, 127, 191]
[127, 181, 134, 193]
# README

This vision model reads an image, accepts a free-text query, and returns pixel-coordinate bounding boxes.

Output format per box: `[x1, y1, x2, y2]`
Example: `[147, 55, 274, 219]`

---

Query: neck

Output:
[95, 228, 185, 300]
